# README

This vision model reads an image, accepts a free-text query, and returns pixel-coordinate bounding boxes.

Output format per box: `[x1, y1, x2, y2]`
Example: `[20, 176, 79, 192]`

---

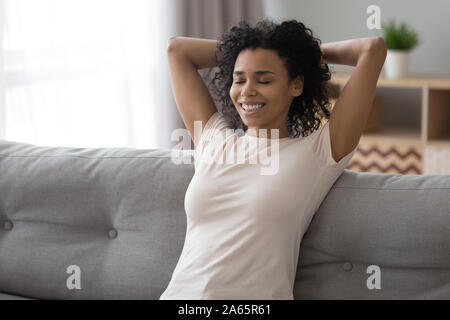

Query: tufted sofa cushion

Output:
[295, 170, 450, 299]
[1, 138, 450, 299]
[0, 139, 193, 299]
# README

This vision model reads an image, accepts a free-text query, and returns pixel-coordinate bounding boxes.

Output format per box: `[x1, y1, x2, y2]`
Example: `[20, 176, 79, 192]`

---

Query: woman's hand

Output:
[319, 37, 384, 67]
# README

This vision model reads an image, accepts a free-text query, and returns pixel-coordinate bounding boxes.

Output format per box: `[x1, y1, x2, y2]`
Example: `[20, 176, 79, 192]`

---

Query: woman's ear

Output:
[292, 75, 304, 97]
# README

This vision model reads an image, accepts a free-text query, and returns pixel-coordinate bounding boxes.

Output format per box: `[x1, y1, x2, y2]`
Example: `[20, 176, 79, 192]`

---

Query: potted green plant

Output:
[381, 19, 419, 78]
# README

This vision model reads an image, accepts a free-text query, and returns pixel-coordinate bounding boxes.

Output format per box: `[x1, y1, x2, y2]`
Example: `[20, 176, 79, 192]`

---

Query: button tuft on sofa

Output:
[342, 262, 353, 272]
[108, 228, 118, 239]
[4, 221, 13, 231]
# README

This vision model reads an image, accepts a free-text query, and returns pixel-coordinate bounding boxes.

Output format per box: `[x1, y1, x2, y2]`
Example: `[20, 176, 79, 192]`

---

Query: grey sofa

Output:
[1, 138, 450, 300]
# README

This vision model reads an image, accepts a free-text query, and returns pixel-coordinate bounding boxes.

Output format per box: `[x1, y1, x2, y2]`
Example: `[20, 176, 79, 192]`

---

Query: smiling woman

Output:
[229, 47, 304, 139]
[161, 18, 362, 301]
[206, 19, 331, 139]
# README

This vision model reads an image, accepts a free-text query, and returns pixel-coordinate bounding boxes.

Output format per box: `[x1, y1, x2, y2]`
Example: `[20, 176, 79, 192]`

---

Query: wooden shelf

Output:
[328, 71, 450, 174]
[425, 138, 450, 147]
[361, 125, 422, 144]
[330, 71, 450, 89]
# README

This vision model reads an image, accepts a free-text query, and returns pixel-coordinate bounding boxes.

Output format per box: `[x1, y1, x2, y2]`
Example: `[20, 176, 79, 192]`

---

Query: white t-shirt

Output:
[159, 111, 357, 300]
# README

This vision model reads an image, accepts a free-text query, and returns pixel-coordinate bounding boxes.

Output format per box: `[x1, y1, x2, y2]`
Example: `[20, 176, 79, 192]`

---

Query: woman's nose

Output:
[241, 82, 256, 96]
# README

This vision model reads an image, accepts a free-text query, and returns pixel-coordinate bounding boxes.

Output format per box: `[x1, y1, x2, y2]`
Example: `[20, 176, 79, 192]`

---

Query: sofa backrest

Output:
[1, 139, 450, 299]
[295, 169, 450, 299]
[0, 140, 194, 299]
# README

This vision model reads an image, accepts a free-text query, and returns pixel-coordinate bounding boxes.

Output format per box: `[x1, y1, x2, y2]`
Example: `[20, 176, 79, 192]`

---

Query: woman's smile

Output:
[240, 103, 267, 116]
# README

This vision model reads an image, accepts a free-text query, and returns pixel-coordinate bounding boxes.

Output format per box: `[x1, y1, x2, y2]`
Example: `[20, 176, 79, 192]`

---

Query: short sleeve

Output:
[193, 111, 231, 163]
[307, 120, 357, 175]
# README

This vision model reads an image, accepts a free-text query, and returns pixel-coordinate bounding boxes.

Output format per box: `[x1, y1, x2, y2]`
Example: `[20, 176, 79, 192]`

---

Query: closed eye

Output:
[234, 81, 270, 84]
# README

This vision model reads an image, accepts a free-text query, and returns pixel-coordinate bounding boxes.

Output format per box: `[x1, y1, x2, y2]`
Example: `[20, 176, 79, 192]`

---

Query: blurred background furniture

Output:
[328, 72, 450, 175]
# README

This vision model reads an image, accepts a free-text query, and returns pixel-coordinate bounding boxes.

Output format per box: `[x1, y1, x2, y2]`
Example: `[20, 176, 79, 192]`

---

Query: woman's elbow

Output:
[368, 37, 387, 59]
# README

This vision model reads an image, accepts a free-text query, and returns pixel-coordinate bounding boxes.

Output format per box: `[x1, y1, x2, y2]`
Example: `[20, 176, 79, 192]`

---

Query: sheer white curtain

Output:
[0, 0, 175, 149]
[0, 0, 264, 149]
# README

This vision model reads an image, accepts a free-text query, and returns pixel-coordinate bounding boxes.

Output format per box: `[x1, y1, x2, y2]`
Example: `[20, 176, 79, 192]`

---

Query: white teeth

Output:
[242, 103, 264, 111]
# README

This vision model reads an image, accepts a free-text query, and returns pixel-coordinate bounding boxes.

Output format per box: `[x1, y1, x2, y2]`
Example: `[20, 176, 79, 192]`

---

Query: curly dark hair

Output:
[204, 18, 333, 138]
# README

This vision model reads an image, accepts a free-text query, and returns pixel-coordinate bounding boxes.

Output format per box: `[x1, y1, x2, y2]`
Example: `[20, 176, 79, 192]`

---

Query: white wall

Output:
[263, 0, 450, 74]
[0, 0, 5, 140]
[262, 0, 450, 128]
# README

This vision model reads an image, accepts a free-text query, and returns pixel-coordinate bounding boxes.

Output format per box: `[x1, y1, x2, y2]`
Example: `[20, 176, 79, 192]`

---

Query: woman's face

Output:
[229, 47, 303, 138]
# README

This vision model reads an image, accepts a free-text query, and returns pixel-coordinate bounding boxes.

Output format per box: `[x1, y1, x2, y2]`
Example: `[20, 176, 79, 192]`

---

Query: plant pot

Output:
[384, 49, 410, 78]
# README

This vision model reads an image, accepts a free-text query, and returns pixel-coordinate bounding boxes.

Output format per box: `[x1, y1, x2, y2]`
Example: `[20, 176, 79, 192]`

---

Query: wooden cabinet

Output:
[328, 72, 450, 175]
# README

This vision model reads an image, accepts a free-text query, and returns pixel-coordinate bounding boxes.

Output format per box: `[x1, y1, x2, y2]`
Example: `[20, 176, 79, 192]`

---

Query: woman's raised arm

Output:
[166, 37, 220, 147]
[168, 36, 220, 70]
